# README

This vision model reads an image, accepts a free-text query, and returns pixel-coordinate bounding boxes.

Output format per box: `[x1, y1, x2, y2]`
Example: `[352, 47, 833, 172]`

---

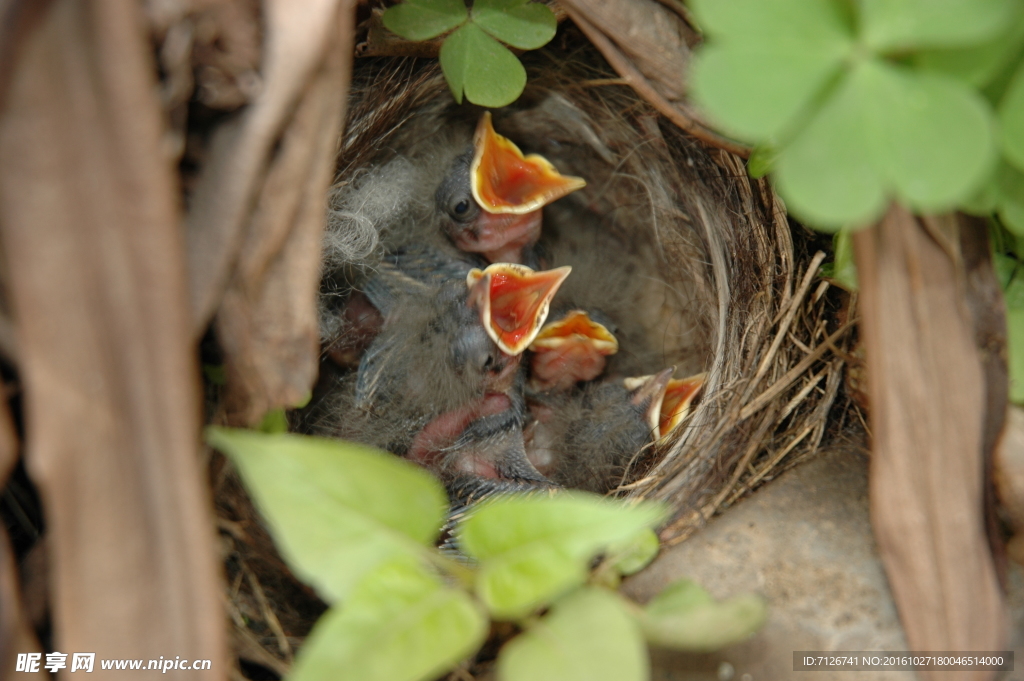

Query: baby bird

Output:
[527, 369, 674, 493]
[625, 372, 706, 441]
[435, 112, 586, 264]
[350, 257, 570, 492]
[528, 309, 619, 393]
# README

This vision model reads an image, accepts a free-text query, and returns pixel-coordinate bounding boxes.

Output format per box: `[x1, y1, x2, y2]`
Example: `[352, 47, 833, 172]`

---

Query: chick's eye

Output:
[453, 199, 470, 215]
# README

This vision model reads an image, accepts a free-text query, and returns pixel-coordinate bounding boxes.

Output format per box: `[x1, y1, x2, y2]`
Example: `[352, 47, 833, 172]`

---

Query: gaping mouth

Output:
[470, 111, 586, 214]
[624, 371, 706, 440]
[467, 263, 572, 355]
[528, 310, 619, 389]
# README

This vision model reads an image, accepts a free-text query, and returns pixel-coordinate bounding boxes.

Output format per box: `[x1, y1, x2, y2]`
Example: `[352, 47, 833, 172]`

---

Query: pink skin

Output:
[408, 393, 512, 479]
[326, 292, 384, 368]
[451, 209, 542, 264]
[529, 341, 608, 392]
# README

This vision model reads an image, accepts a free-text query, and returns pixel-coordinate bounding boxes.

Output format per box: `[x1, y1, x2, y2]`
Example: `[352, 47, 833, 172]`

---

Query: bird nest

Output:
[216, 31, 855, 678]
[313, 41, 852, 534]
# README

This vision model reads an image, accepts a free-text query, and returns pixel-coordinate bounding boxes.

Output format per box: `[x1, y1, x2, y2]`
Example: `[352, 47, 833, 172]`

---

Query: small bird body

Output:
[336, 251, 571, 497]
[527, 369, 674, 493]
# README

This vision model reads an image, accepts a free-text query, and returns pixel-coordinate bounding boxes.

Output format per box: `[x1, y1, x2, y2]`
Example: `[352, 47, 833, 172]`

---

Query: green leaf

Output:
[439, 22, 527, 107]
[1008, 308, 1024, 403]
[775, 60, 997, 229]
[691, 0, 853, 50]
[1004, 265, 1024, 308]
[914, 7, 1024, 89]
[258, 408, 288, 434]
[690, 45, 846, 143]
[206, 428, 447, 602]
[993, 251, 1020, 289]
[687, 0, 852, 141]
[497, 587, 648, 681]
[472, 0, 556, 50]
[290, 559, 487, 681]
[381, 0, 468, 41]
[610, 528, 660, 577]
[863, 62, 996, 211]
[459, 494, 666, 619]
[747, 143, 777, 179]
[774, 70, 888, 230]
[1000, 61, 1024, 170]
[998, 158, 1024, 203]
[996, 160, 1024, 233]
[860, 0, 1017, 51]
[638, 579, 767, 651]
[960, 168, 1000, 215]
[1002, 198, 1024, 233]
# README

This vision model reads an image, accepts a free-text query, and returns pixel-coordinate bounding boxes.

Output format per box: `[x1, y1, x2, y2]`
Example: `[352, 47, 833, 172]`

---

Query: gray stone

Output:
[623, 447, 945, 680]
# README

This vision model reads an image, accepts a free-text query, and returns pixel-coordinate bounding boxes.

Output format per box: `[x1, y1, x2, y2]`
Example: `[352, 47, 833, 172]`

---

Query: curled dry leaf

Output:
[188, 0, 356, 425]
[854, 207, 1007, 662]
[0, 0, 224, 667]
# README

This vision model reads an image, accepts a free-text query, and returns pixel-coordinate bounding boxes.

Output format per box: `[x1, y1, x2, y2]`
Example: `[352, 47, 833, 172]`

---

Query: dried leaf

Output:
[0, 0, 224, 665]
[216, 6, 352, 425]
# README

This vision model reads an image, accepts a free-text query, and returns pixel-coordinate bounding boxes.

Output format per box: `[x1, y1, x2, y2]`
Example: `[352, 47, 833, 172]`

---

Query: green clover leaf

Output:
[440, 22, 527, 107]
[860, 0, 1017, 52]
[381, 0, 469, 41]
[913, 6, 1024, 90]
[689, 0, 853, 142]
[775, 61, 995, 229]
[1000, 61, 1024, 170]
[383, 0, 556, 108]
[691, 0, 1006, 232]
[996, 161, 1024, 233]
[472, 0, 556, 50]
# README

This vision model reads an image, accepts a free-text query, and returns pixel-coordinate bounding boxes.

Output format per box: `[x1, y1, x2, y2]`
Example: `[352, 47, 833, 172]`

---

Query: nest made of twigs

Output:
[316, 38, 852, 533]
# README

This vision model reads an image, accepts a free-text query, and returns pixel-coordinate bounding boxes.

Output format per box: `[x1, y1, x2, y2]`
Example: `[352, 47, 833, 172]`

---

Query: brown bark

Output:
[185, 0, 355, 336]
[0, 0, 224, 677]
[854, 206, 1006, 679]
[215, 2, 354, 426]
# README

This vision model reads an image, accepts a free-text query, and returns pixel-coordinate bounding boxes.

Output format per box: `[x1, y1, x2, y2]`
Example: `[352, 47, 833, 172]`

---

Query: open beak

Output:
[528, 310, 619, 390]
[467, 263, 572, 355]
[471, 112, 586, 215]
[530, 310, 618, 353]
[658, 373, 706, 440]
[623, 368, 674, 437]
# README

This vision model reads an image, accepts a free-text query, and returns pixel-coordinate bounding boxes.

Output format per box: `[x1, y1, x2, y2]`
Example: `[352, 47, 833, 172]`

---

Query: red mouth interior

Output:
[488, 272, 550, 349]
[659, 378, 703, 437]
